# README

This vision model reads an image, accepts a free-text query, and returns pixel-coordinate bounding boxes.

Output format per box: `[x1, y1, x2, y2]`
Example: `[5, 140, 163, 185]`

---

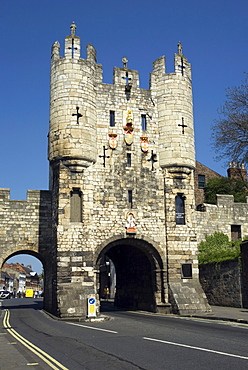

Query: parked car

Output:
[0, 290, 11, 299]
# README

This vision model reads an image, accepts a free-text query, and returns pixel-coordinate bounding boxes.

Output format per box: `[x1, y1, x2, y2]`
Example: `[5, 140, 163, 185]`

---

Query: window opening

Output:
[181, 263, 192, 279]
[198, 175, 205, 189]
[175, 194, 185, 225]
[231, 225, 241, 240]
[127, 153, 131, 167]
[128, 190, 133, 208]
[141, 114, 147, 130]
[70, 188, 82, 222]
[110, 111, 115, 127]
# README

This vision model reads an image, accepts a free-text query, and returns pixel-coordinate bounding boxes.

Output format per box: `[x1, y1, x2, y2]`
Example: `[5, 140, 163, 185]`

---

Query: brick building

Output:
[1, 263, 41, 295]
[194, 161, 222, 208]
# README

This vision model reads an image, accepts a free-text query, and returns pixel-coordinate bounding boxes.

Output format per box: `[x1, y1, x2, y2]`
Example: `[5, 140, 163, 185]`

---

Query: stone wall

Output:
[241, 241, 248, 308]
[199, 259, 242, 307]
[0, 188, 52, 264]
[0, 188, 56, 314]
[196, 194, 248, 243]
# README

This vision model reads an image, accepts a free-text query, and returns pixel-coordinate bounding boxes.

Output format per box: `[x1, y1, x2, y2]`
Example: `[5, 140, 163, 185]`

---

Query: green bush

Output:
[198, 232, 241, 264]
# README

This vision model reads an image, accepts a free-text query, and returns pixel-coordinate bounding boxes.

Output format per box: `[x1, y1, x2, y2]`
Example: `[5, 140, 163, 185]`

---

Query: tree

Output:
[204, 177, 248, 204]
[212, 75, 248, 164]
[198, 232, 241, 265]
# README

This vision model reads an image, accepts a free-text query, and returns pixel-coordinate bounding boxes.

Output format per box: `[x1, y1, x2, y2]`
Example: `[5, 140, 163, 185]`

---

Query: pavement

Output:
[190, 305, 248, 324]
[1, 305, 248, 369]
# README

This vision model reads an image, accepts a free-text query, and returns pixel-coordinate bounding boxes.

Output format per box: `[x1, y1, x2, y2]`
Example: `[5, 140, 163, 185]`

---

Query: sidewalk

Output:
[0, 331, 42, 369]
[189, 305, 248, 324]
[0, 307, 48, 369]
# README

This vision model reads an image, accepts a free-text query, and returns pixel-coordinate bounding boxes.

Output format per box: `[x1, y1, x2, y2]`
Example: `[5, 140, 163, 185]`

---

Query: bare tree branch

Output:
[212, 74, 248, 164]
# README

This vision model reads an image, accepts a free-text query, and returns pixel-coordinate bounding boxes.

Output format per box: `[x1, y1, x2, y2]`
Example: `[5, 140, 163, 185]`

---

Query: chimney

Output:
[227, 162, 247, 181]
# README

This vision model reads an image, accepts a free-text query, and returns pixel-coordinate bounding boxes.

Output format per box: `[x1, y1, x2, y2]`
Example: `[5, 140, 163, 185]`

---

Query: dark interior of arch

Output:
[103, 242, 157, 312]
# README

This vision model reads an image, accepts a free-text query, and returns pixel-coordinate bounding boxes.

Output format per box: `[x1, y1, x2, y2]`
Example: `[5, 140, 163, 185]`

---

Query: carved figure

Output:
[178, 41, 183, 54]
[126, 110, 133, 125]
[126, 212, 136, 233]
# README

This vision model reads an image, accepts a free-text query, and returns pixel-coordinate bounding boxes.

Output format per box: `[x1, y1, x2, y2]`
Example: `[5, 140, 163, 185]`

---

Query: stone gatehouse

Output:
[2, 23, 247, 319]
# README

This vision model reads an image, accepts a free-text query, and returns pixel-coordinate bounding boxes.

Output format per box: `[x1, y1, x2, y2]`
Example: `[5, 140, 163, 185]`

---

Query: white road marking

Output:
[143, 337, 248, 360]
[67, 322, 118, 333]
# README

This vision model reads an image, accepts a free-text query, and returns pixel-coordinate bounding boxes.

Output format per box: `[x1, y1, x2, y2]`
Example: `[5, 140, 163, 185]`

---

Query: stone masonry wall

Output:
[196, 194, 248, 243]
[199, 259, 242, 307]
[0, 188, 52, 265]
[241, 241, 248, 308]
[0, 188, 55, 313]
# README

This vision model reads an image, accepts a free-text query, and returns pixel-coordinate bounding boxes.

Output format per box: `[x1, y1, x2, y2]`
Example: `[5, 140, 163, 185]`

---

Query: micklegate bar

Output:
[2, 23, 248, 318]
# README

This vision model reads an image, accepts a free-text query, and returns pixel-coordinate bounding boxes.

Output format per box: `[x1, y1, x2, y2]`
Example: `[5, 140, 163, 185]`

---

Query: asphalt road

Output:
[1, 298, 248, 370]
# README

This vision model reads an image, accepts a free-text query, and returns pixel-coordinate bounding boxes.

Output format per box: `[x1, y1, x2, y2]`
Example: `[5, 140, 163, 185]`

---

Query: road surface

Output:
[1, 298, 248, 369]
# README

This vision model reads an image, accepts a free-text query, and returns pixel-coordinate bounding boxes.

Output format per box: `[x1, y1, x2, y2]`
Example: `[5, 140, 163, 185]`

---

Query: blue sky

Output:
[1, 0, 248, 273]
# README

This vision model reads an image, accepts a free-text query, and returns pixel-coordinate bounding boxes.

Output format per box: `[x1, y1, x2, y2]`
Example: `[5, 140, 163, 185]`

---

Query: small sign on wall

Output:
[88, 297, 96, 317]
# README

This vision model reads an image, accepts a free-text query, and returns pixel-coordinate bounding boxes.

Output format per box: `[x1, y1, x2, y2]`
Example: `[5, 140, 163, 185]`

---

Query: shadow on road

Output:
[100, 299, 131, 313]
[1, 297, 43, 311]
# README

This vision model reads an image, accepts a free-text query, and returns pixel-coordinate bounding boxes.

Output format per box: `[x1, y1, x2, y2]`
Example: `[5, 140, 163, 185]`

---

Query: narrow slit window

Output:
[141, 114, 147, 130]
[110, 110, 115, 127]
[128, 190, 133, 208]
[70, 187, 82, 222]
[127, 153, 131, 167]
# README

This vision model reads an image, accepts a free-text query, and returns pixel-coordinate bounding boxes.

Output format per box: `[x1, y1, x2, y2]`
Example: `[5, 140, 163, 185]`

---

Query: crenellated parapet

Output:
[49, 24, 195, 176]
[0, 189, 52, 263]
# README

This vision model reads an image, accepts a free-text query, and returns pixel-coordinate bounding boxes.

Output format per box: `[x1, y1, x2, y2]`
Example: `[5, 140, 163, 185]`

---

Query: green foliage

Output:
[204, 177, 247, 204]
[198, 232, 241, 264]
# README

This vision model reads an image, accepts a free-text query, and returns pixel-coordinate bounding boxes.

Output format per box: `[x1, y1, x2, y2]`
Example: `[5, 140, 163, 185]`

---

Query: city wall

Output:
[196, 194, 248, 243]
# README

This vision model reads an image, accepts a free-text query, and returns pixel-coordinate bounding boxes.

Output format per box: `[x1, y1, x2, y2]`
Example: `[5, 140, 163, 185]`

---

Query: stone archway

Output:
[96, 238, 167, 313]
[2, 250, 44, 269]
[1, 250, 44, 297]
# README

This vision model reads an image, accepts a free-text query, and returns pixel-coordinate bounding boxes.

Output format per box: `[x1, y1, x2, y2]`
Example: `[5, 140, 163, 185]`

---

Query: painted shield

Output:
[108, 133, 118, 149]
[123, 126, 134, 145]
[140, 136, 148, 153]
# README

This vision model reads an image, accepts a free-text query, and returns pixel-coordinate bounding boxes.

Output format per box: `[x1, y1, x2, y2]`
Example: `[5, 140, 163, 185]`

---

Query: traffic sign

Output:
[88, 297, 96, 317]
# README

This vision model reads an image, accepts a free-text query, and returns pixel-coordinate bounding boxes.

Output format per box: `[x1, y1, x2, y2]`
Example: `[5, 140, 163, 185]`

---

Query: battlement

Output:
[49, 23, 195, 172]
[0, 188, 10, 200]
[151, 45, 191, 81]
[216, 194, 248, 206]
[51, 23, 191, 92]
[0, 188, 51, 203]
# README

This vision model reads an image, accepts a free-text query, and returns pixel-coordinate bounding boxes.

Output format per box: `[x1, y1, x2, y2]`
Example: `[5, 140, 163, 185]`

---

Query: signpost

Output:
[87, 297, 96, 318]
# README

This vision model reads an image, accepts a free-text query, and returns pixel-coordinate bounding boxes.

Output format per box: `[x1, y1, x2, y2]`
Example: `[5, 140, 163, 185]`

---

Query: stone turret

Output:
[150, 41, 195, 170]
[49, 22, 98, 173]
[150, 43, 205, 314]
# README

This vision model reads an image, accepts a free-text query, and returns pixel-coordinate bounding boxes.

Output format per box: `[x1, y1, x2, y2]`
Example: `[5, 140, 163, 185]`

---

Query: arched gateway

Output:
[0, 23, 210, 319]
[96, 238, 167, 313]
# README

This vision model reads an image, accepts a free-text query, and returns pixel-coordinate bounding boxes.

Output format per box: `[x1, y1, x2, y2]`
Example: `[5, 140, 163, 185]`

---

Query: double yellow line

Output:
[3, 309, 69, 370]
